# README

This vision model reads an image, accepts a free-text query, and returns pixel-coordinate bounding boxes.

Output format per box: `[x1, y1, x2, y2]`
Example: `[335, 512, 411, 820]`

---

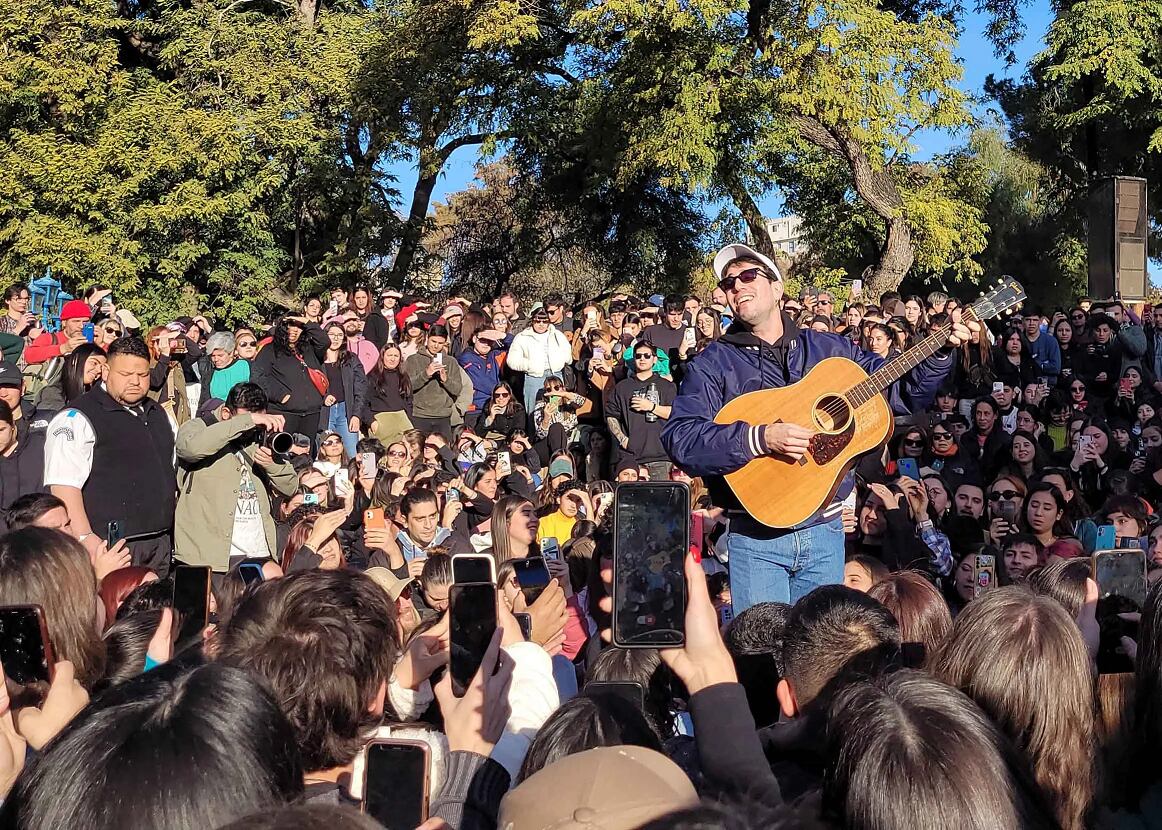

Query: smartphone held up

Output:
[612, 481, 690, 648]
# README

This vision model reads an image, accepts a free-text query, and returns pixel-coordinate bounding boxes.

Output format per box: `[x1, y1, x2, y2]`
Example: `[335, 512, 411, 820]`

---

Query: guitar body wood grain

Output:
[714, 356, 893, 528]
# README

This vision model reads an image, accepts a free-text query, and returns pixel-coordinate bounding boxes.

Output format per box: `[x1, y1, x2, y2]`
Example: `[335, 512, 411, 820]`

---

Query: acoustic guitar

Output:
[714, 278, 1027, 528]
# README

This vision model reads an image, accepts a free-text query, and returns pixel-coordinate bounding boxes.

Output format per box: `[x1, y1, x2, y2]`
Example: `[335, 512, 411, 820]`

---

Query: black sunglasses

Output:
[634, 352, 655, 360]
[989, 489, 1021, 501]
[717, 267, 766, 293]
[903, 438, 924, 447]
[932, 431, 953, 440]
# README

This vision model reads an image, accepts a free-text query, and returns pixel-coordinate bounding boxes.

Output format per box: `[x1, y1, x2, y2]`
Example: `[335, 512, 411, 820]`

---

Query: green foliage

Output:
[0, 0, 390, 326]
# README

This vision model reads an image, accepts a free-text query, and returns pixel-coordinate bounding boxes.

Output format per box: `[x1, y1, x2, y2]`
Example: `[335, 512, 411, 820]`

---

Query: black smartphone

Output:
[237, 562, 265, 586]
[512, 557, 551, 606]
[612, 482, 690, 647]
[172, 565, 212, 647]
[514, 611, 533, 641]
[362, 739, 430, 829]
[584, 680, 645, 711]
[1093, 549, 1147, 674]
[449, 583, 497, 698]
[451, 553, 496, 585]
[0, 604, 55, 689]
[106, 519, 125, 547]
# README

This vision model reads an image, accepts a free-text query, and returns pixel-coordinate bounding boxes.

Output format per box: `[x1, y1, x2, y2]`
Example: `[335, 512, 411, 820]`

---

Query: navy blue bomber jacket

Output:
[661, 313, 955, 530]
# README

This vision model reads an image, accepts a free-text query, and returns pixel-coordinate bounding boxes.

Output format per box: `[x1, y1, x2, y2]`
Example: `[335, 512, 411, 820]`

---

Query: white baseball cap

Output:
[712, 243, 783, 283]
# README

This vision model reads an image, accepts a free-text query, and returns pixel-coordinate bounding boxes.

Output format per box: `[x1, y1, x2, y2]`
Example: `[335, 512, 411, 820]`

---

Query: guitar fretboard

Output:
[845, 306, 983, 408]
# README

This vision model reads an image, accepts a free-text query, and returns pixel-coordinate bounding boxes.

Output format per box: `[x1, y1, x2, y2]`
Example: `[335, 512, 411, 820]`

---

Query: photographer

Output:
[174, 383, 299, 576]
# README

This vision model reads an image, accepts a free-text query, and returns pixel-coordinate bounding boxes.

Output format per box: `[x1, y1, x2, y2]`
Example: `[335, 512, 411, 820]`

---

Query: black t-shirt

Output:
[608, 374, 677, 464]
[643, 323, 689, 368]
[324, 360, 344, 400]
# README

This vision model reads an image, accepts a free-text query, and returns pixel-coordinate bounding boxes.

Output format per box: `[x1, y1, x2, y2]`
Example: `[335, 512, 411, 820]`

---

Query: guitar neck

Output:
[848, 308, 980, 407]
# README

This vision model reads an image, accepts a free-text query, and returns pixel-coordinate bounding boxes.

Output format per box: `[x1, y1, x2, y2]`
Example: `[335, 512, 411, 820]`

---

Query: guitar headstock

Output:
[966, 277, 1027, 323]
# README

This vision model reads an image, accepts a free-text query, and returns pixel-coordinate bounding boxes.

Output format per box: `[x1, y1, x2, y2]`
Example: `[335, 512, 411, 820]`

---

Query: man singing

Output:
[662, 244, 976, 611]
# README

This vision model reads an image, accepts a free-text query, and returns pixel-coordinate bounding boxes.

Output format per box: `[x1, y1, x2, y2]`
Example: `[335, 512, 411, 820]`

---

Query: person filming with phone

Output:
[173, 382, 300, 579]
[43, 336, 177, 576]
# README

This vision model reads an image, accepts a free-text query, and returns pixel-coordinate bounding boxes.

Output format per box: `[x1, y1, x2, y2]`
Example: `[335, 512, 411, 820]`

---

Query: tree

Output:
[0, 0, 391, 325]
[422, 158, 709, 303]
[560, 0, 985, 296]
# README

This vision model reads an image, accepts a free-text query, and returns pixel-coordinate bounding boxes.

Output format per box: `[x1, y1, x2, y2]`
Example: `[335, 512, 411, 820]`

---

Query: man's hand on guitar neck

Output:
[944, 310, 979, 348]
[763, 422, 815, 461]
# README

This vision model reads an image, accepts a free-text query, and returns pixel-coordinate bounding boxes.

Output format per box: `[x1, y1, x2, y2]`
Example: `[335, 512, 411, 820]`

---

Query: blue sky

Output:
[387, 1, 1055, 220]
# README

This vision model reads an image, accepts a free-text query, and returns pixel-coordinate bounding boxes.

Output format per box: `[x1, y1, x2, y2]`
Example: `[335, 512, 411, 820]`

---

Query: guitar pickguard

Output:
[809, 421, 855, 465]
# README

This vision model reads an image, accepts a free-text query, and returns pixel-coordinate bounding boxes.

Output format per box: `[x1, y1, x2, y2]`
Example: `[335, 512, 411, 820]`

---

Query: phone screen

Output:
[1094, 550, 1147, 673]
[363, 741, 429, 829]
[585, 681, 645, 711]
[613, 482, 690, 647]
[237, 563, 265, 586]
[897, 458, 919, 481]
[0, 605, 53, 686]
[172, 566, 211, 646]
[449, 583, 497, 697]
[452, 555, 494, 585]
[996, 501, 1019, 525]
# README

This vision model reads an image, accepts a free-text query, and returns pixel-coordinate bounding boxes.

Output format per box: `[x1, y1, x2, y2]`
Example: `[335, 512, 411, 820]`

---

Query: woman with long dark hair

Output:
[249, 315, 329, 442]
[954, 324, 995, 404]
[993, 329, 1039, 390]
[36, 343, 106, 410]
[479, 382, 526, 440]
[363, 343, 413, 445]
[319, 321, 367, 458]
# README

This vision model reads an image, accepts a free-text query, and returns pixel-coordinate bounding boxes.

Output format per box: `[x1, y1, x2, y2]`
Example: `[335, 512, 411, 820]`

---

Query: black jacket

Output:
[0, 428, 45, 525]
[319, 352, 368, 431]
[250, 324, 329, 415]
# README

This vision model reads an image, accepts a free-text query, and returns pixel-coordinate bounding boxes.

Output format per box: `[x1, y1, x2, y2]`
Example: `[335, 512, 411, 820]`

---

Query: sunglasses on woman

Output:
[238, 340, 257, 348]
[903, 438, 924, 447]
[322, 437, 341, 446]
[932, 431, 952, 440]
[495, 392, 510, 398]
[717, 267, 766, 293]
[387, 449, 407, 458]
[988, 489, 1021, 501]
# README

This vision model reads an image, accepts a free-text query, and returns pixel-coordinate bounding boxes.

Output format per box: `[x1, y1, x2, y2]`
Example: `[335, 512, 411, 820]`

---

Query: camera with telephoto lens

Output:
[255, 427, 294, 456]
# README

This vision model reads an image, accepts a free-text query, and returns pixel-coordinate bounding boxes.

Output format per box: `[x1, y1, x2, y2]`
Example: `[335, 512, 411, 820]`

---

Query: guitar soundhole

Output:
[813, 395, 851, 433]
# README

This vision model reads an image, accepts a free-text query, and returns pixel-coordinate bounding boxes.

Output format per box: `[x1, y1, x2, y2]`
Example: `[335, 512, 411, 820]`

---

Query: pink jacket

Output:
[347, 336, 379, 374]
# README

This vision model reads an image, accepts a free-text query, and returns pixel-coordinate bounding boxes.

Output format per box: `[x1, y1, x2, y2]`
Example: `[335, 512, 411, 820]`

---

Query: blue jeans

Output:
[523, 375, 547, 418]
[326, 400, 358, 458]
[726, 516, 845, 613]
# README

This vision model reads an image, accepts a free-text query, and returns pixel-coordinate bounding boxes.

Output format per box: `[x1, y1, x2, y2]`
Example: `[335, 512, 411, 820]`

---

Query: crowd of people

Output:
[0, 256, 1161, 829]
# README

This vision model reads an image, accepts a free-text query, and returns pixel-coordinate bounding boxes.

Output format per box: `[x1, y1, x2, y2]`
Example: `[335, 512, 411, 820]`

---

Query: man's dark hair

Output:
[543, 293, 565, 308]
[83, 285, 110, 301]
[1, 661, 304, 829]
[3, 284, 26, 303]
[663, 294, 685, 314]
[880, 290, 901, 305]
[1089, 312, 1117, 331]
[945, 413, 969, 429]
[225, 382, 268, 414]
[5, 492, 67, 530]
[217, 571, 398, 773]
[973, 396, 999, 417]
[106, 336, 150, 362]
[1002, 532, 1044, 554]
[781, 585, 900, 710]
[427, 323, 450, 340]
[725, 601, 792, 729]
[400, 488, 438, 518]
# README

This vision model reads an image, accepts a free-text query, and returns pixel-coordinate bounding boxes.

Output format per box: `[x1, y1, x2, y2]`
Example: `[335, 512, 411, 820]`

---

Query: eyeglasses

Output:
[1070, 385, 1085, 392]
[1071, 313, 1086, 319]
[321, 437, 341, 446]
[495, 392, 510, 399]
[903, 438, 924, 447]
[634, 353, 655, 360]
[817, 299, 833, 306]
[388, 450, 407, 458]
[932, 431, 953, 440]
[717, 267, 765, 293]
[238, 340, 256, 348]
[988, 490, 1021, 501]
[104, 328, 122, 336]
